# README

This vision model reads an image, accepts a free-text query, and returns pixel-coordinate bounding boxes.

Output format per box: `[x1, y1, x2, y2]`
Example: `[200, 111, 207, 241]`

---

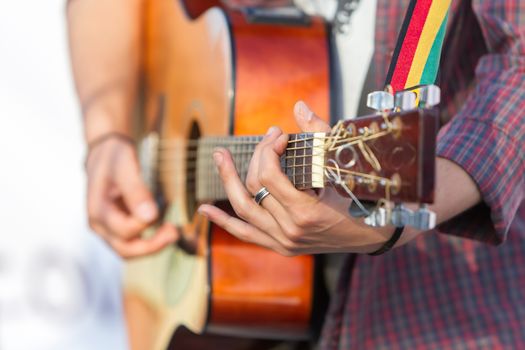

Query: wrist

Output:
[83, 103, 133, 144]
[83, 92, 133, 144]
[84, 131, 136, 170]
[368, 225, 405, 255]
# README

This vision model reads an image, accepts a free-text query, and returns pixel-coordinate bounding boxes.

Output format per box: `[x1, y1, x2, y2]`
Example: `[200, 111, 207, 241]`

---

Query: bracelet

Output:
[368, 226, 405, 256]
[85, 132, 135, 168]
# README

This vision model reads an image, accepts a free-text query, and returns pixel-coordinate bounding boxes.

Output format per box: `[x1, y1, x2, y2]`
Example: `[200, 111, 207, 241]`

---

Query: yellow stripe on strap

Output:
[405, 0, 451, 89]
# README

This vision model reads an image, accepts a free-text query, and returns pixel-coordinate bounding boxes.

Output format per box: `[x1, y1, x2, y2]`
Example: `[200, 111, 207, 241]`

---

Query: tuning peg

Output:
[348, 200, 375, 218]
[367, 91, 394, 112]
[412, 204, 437, 230]
[394, 91, 417, 111]
[391, 204, 413, 227]
[364, 207, 388, 227]
[419, 85, 441, 108]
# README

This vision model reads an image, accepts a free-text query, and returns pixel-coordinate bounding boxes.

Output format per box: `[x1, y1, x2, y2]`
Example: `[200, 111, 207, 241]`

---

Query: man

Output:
[68, 0, 525, 348]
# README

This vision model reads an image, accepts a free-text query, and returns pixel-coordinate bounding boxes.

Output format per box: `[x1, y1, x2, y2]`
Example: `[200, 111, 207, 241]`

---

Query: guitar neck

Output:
[195, 133, 324, 201]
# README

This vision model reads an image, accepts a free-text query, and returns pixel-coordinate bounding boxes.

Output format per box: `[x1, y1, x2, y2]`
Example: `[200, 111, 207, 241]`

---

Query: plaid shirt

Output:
[321, 0, 525, 349]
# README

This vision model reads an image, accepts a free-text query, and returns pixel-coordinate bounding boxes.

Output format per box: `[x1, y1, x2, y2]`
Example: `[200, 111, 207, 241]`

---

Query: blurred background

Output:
[0, 1, 127, 349]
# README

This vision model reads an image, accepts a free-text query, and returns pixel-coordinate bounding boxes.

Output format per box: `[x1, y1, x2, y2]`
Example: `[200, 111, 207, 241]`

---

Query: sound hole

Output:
[186, 121, 201, 220]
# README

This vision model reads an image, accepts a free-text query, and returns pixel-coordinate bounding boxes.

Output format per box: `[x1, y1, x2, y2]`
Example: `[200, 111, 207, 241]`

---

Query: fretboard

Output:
[195, 133, 326, 201]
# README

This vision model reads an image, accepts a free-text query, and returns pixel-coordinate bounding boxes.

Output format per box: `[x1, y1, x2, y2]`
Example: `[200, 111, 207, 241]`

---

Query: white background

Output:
[0, 1, 127, 349]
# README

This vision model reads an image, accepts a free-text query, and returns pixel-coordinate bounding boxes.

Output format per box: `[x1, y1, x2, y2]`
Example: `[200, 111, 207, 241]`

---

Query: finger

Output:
[88, 216, 110, 238]
[294, 101, 331, 133]
[108, 223, 179, 259]
[115, 148, 158, 224]
[87, 161, 110, 235]
[214, 144, 310, 247]
[213, 148, 277, 229]
[212, 148, 298, 247]
[258, 134, 316, 208]
[198, 204, 293, 256]
[256, 194, 307, 243]
[102, 201, 150, 239]
[245, 126, 282, 195]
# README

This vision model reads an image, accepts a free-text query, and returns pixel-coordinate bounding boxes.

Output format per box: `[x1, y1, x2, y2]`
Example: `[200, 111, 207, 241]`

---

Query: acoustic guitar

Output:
[124, 1, 438, 349]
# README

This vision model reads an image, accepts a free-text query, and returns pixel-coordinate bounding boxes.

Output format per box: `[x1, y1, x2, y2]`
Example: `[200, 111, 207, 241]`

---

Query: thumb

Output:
[294, 101, 331, 133]
[116, 151, 159, 223]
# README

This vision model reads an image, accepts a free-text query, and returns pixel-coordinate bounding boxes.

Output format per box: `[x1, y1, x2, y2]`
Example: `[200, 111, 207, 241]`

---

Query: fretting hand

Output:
[198, 101, 404, 256]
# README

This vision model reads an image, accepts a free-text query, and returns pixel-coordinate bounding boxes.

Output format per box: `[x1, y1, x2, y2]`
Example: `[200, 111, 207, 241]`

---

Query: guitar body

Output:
[124, 1, 331, 349]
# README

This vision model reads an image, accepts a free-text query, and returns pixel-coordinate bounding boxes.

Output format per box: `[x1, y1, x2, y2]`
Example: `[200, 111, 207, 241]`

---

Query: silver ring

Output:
[254, 187, 271, 205]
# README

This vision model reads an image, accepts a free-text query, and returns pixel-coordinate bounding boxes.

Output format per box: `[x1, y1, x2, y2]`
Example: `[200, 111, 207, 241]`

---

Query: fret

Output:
[298, 134, 304, 189]
[293, 135, 297, 187]
[285, 136, 293, 185]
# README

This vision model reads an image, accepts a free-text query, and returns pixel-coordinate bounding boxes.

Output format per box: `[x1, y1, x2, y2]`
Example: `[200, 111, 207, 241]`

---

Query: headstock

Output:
[324, 108, 437, 204]
[284, 85, 440, 230]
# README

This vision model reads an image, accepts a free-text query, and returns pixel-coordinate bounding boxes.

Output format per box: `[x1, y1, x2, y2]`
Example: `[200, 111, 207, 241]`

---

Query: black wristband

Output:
[368, 226, 405, 256]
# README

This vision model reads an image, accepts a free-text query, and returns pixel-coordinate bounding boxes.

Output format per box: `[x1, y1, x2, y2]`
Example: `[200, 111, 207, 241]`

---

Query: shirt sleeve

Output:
[435, 1, 525, 244]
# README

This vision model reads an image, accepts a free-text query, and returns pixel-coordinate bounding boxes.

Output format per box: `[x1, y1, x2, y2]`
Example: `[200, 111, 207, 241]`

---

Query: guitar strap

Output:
[384, 0, 452, 92]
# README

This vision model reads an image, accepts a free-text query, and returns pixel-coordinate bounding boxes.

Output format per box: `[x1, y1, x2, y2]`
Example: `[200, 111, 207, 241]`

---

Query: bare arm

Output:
[67, 0, 178, 258]
[67, 0, 141, 141]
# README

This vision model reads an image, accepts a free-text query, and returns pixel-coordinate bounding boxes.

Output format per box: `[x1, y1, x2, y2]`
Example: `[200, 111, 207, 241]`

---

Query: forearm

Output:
[431, 157, 481, 224]
[66, 0, 143, 142]
[400, 157, 482, 244]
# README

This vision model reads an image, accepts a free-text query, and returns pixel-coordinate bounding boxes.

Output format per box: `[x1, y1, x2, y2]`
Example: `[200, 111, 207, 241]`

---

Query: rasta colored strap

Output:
[385, 0, 452, 93]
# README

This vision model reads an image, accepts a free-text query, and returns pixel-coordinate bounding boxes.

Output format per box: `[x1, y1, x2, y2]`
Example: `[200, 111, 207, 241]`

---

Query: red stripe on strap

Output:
[390, 0, 433, 91]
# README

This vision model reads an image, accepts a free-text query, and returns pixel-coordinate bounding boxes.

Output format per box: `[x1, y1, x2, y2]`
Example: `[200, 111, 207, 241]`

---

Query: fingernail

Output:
[213, 152, 223, 166]
[266, 126, 279, 135]
[136, 202, 157, 221]
[197, 206, 209, 218]
[295, 101, 312, 122]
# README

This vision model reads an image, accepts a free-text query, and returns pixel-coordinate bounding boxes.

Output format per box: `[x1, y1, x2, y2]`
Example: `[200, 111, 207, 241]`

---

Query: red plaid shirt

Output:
[321, 0, 525, 348]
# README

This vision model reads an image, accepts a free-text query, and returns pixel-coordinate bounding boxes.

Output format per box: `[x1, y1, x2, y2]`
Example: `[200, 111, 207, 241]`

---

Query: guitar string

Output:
[156, 132, 393, 155]
[157, 141, 317, 159]
[154, 132, 390, 160]
[156, 144, 328, 161]
[156, 151, 328, 172]
[157, 131, 387, 146]
[157, 133, 386, 147]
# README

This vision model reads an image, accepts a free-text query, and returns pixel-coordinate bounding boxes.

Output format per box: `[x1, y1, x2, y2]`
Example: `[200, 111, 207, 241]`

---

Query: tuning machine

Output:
[367, 91, 394, 112]
[418, 85, 441, 108]
[357, 203, 436, 230]
[348, 200, 389, 228]
[368, 84, 441, 112]
[391, 204, 413, 227]
[363, 207, 388, 227]
[394, 90, 417, 111]
[412, 204, 437, 230]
